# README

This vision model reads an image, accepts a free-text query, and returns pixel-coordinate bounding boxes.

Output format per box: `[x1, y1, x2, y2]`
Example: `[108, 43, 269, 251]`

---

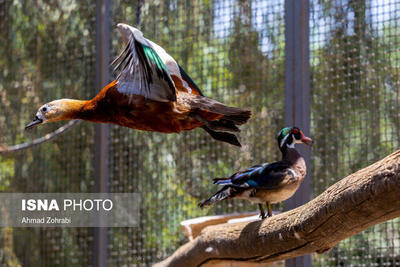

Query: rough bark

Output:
[155, 150, 400, 267]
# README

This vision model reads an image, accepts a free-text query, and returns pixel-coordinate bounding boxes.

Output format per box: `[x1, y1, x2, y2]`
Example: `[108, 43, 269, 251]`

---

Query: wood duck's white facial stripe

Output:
[280, 133, 290, 148]
[286, 138, 295, 148]
[280, 133, 296, 149]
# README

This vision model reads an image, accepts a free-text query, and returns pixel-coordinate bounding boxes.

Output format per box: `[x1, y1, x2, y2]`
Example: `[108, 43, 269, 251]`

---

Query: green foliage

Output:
[0, 0, 399, 265]
[310, 0, 400, 265]
[0, 0, 95, 265]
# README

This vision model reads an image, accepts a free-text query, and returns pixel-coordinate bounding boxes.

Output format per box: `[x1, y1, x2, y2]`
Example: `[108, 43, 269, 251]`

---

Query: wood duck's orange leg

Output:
[259, 204, 266, 219]
[266, 202, 272, 217]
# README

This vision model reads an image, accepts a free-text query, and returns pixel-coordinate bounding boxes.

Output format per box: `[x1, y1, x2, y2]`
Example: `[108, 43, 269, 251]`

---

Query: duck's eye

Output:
[41, 107, 47, 112]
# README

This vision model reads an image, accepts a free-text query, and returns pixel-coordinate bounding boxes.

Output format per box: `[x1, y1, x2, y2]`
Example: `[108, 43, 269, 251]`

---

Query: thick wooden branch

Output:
[155, 150, 400, 267]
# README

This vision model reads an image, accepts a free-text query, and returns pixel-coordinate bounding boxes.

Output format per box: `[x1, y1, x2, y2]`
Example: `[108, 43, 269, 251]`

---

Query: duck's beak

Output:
[301, 134, 313, 145]
[25, 116, 43, 130]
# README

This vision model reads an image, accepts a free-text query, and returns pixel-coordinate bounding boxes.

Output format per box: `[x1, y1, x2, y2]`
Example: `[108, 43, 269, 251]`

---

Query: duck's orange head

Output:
[25, 99, 84, 129]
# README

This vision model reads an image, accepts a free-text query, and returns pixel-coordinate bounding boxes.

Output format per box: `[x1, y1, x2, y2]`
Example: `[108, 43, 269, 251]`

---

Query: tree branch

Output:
[155, 150, 400, 267]
[0, 120, 80, 154]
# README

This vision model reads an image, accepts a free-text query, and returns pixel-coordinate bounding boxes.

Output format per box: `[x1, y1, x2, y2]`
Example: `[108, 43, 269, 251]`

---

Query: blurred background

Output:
[0, 0, 399, 266]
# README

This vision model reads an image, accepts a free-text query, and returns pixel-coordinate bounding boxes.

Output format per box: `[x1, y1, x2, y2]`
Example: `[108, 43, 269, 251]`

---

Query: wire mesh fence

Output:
[310, 0, 400, 265]
[109, 0, 285, 265]
[0, 1, 96, 266]
[0, 0, 399, 266]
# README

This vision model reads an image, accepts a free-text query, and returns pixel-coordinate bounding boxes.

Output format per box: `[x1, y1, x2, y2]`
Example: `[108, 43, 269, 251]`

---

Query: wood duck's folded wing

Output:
[214, 162, 296, 190]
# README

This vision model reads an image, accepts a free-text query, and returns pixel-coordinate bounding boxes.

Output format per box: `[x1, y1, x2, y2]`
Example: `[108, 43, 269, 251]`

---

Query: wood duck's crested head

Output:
[276, 127, 313, 151]
[25, 99, 86, 129]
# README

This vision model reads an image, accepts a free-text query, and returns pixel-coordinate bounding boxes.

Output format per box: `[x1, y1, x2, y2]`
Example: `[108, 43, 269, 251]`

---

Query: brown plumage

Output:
[25, 24, 251, 146]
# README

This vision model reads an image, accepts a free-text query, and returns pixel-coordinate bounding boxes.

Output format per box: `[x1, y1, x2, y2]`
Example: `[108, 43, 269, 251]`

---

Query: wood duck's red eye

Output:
[292, 128, 301, 139]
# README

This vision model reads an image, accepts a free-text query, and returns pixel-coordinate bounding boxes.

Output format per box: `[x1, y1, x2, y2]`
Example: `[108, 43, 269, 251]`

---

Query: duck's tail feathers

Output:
[204, 119, 240, 132]
[186, 95, 251, 147]
[201, 126, 241, 147]
[221, 110, 252, 125]
[189, 95, 251, 125]
[196, 104, 252, 127]
[198, 186, 231, 208]
[212, 178, 232, 185]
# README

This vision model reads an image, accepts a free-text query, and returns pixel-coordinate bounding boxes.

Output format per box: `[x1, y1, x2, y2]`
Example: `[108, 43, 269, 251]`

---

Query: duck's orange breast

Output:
[80, 81, 204, 133]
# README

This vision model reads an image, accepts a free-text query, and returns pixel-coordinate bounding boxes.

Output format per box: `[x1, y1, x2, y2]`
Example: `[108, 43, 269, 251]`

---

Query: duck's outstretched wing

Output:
[112, 23, 176, 102]
[178, 65, 204, 96]
[213, 162, 296, 190]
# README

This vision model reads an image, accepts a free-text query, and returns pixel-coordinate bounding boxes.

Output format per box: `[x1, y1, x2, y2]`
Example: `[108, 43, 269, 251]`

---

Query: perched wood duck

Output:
[199, 127, 312, 218]
[25, 23, 251, 146]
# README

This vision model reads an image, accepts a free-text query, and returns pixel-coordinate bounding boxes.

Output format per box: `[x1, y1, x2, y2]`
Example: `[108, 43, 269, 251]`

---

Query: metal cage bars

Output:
[91, 0, 312, 266]
[284, 0, 311, 266]
[94, 0, 111, 266]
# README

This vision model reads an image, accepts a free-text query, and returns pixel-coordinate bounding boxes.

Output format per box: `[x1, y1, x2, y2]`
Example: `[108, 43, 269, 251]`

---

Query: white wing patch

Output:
[113, 23, 178, 102]
[146, 40, 194, 94]
[181, 78, 192, 94]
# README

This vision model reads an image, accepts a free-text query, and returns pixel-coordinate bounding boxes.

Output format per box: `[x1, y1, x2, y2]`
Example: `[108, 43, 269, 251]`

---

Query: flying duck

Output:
[25, 23, 251, 147]
[199, 127, 312, 218]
